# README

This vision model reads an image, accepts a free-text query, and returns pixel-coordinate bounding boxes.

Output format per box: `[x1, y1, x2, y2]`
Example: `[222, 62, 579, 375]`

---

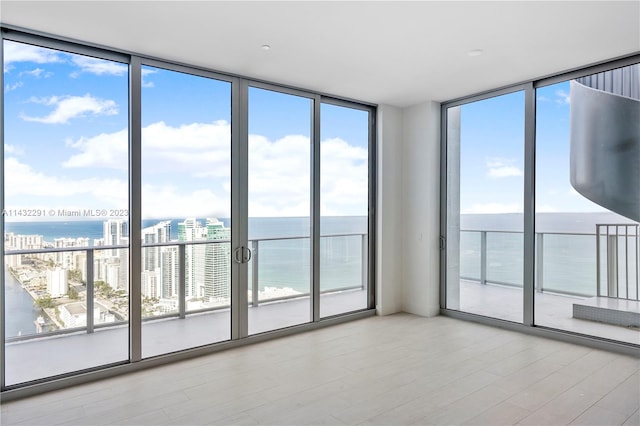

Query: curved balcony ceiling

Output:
[570, 67, 640, 222]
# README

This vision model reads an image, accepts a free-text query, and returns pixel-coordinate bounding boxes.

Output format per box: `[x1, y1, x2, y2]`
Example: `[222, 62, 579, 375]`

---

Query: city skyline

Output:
[4, 216, 234, 331]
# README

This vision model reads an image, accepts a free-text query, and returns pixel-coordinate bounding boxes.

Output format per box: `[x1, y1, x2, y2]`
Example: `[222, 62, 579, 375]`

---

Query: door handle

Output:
[234, 246, 252, 264]
[234, 247, 243, 264]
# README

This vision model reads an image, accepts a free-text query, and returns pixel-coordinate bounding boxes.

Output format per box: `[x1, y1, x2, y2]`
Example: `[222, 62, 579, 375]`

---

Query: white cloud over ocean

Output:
[8, 120, 368, 218]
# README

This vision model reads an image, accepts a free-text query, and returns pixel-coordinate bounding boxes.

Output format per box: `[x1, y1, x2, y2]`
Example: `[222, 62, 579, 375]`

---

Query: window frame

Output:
[0, 26, 377, 397]
[440, 52, 640, 354]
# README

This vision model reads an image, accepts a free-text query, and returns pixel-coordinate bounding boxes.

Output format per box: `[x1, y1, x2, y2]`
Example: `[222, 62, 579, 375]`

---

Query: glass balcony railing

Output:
[3, 232, 368, 343]
[459, 226, 639, 301]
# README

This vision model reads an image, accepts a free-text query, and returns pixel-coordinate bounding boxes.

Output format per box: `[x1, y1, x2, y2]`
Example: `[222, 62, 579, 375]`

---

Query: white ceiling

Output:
[1, 1, 639, 107]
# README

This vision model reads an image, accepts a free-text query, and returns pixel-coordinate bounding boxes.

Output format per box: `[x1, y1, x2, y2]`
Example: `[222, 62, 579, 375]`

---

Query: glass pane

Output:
[247, 87, 311, 334]
[3, 40, 129, 385]
[446, 91, 525, 322]
[459, 231, 481, 280]
[140, 66, 231, 357]
[319, 104, 369, 317]
[534, 64, 640, 345]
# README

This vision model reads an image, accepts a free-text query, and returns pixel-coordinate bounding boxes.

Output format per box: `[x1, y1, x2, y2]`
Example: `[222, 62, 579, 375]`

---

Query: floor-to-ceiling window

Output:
[445, 90, 525, 323]
[534, 64, 639, 345]
[246, 86, 313, 335]
[319, 102, 371, 318]
[2, 39, 130, 385]
[1, 29, 375, 393]
[140, 63, 233, 357]
[443, 58, 639, 347]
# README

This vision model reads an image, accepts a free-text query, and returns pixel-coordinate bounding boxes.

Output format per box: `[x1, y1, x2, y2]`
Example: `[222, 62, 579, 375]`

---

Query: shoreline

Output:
[5, 266, 61, 332]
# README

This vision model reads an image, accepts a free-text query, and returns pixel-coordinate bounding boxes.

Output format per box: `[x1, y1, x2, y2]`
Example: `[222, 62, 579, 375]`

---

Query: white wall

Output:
[376, 104, 403, 315]
[376, 101, 441, 317]
[401, 101, 440, 316]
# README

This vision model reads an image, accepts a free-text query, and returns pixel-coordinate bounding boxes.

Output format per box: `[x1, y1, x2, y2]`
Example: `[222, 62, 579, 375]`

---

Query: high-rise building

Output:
[178, 218, 230, 303]
[101, 220, 129, 290]
[141, 221, 174, 299]
[204, 218, 231, 301]
[161, 246, 179, 299]
[46, 267, 68, 297]
[179, 218, 205, 299]
[4, 233, 44, 251]
[141, 221, 170, 272]
[103, 220, 128, 256]
[53, 237, 89, 273]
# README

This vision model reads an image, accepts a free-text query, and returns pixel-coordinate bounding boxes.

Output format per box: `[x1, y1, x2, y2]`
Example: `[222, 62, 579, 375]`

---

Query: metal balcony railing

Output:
[596, 224, 639, 300]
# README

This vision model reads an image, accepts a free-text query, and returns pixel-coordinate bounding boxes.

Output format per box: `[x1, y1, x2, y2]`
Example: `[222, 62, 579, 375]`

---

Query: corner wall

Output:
[375, 101, 441, 317]
[401, 101, 441, 316]
[376, 104, 403, 315]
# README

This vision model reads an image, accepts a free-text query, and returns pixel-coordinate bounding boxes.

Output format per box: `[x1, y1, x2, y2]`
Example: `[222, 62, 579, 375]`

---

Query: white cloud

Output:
[556, 89, 571, 105]
[20, 68, 52, 78]
[3, 41, 63, 68]
[488, 166, 522, 178]
[247, 135, 368, 217]
[4, 157, 127, 207]
[63, 129, 128, 170]
[142, 185, 230, 219]
[58, 121, 368, 217]
[20, 94, 118, 124]
[63, 120, 231, 172]
[141, 68, 157, 88]
[320, 138, 368, 216]
[71, 56, 127, 76]
[4, 81, 23, 92]
[248, 134, 311, 217]
[486, 158, 523, 178]
[463, 203, 523, 214]
[4, 144, 25, 155]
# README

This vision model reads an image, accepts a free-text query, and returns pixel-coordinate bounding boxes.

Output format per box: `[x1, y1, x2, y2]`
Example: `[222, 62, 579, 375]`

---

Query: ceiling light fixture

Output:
[261, 44, 271, 51]
[467, 49, 484, 57]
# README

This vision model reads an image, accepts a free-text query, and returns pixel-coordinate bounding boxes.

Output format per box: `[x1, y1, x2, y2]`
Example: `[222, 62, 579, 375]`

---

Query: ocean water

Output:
[458, 212, 639, 297]
[460, 231, 599, 295]
[4, 216, 367, 242]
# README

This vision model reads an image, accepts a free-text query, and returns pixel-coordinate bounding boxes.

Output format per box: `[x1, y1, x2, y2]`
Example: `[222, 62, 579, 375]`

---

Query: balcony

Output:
[3, 233, 369, 387]
[453, 226, 639, 346]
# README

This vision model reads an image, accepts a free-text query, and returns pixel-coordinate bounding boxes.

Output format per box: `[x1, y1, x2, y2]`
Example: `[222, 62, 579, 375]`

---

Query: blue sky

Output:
[3, 40, 369, 223]
[5, 38, 611, 226]
[458, 83, 609, 215]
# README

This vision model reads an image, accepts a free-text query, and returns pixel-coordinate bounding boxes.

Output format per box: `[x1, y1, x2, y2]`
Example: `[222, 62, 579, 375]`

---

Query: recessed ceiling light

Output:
[467, 49, 484, 57]
[261, 44, 271, 51]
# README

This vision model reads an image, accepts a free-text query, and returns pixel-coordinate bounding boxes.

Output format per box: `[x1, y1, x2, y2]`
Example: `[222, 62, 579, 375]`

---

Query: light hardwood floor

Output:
[1, 314, 638, 425]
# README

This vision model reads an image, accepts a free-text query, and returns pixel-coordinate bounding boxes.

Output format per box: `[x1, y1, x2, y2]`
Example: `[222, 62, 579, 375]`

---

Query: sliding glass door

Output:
[445, 90, 525, 323]
[140, 64, 232, 357]
[319, 103, 371, 317]
[443, 59, 639, 347]
[246, 86, 312, 335]
[534, 64, 639, 345]
[1, 29, 375, 391]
